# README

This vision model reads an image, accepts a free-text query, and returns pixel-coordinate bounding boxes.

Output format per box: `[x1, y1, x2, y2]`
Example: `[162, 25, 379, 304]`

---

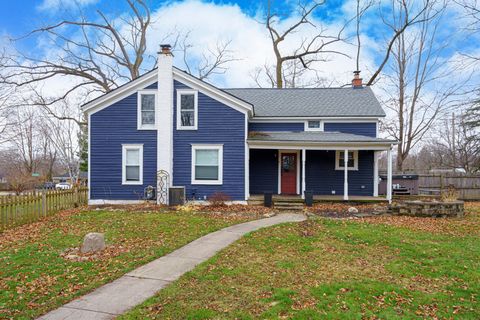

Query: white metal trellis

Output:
[156, 170, 169, 205]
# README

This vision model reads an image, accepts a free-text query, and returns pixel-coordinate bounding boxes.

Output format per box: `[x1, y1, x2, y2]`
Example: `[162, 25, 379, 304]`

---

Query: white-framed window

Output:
[122, 144, 143, 184]
[137, 91, 156, 130]
[304, 120, 324, 131]
[177, 90, 198, 130]
[191, 144, 223, 185]
[335, 150, 358, 171]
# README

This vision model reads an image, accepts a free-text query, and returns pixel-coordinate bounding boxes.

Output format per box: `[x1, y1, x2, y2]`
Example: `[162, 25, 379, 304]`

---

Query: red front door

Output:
[281, 153, 297, 194]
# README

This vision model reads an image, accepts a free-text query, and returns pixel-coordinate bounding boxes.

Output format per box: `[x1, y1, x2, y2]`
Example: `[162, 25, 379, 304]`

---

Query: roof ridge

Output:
[224, 87, 366, 90]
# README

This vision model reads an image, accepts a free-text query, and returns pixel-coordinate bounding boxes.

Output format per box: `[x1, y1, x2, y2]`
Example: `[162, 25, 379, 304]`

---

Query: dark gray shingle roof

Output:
[248, 131, 394, 144]
[224, 87, 385, 117]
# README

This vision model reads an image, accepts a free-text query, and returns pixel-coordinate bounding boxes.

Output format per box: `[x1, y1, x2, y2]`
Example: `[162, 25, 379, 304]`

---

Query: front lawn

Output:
[122, 203, 480, 319]
[0, 206, 253, 319]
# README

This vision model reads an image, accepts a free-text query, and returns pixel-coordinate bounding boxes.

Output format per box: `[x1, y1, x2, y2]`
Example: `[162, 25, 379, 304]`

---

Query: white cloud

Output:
[37, 0, 99, 12]
[145, 0, 378, 88]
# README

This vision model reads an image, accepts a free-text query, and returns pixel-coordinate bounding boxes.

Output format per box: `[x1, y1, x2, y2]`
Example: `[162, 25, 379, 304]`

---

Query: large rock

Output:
[80, 232, 106, 253]
[348, 207, 359, 214]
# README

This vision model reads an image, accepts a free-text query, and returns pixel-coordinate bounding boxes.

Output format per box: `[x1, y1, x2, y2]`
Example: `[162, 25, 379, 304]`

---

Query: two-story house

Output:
[83, 45, 396, 205]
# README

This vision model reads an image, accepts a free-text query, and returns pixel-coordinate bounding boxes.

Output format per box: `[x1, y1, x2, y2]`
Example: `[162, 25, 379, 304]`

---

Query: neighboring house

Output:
[83, 45, 396, 205]
[52, 172, 88, 185]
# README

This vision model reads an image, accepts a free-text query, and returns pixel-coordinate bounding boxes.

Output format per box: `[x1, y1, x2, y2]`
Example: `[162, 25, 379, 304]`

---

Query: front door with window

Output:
[281, 153, 297, 194]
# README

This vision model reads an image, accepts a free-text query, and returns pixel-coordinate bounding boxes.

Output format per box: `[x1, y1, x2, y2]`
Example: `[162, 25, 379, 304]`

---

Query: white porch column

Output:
[301, 149, 306, 199]
[373, 151, 379, 197]
[344, 149, 349, 201]
[386, 146, 393, 203]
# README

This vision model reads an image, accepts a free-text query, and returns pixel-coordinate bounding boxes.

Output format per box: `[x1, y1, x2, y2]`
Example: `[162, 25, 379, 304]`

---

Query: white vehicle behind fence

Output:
[55, 182, 72, 190]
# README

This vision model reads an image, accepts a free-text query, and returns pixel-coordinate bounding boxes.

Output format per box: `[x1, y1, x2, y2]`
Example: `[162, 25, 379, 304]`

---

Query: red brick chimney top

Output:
[352, 70, 363, 88]
[159, 44, 172, 55]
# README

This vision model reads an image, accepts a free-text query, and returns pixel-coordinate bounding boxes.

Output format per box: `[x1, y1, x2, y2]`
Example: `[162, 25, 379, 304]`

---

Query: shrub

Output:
[441, 185, 459, 202]
[208, 192, 231, 206]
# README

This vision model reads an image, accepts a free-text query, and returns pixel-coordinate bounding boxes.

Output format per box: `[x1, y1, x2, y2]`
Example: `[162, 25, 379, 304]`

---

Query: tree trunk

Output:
[396, 144, 404, 172]
[276, 61, 283, 88]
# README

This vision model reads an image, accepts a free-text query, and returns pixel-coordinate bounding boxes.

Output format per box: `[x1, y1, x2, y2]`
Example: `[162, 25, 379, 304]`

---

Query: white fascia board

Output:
[250, 117, 382, 122]
[248, 141, 395, 150]
[173, 69, 253, 116]
[82, 70, 158, 115]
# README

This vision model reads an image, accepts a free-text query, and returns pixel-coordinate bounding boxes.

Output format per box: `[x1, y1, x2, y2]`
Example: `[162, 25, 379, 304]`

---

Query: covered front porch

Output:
[247, 131, 396, 202]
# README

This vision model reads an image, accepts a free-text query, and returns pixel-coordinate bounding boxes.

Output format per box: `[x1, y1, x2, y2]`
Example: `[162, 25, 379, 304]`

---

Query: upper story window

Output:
[191, 145, 223, 185]
[122, 144, 143, 184]
[335, 150, 358, 171]
[137, 91, 156, 130]
[305, 120, 323, 131]
[177, 90, 198, 130]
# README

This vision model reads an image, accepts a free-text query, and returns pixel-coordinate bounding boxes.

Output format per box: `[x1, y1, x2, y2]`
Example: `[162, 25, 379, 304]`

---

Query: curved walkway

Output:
[39, 213, 306, 320]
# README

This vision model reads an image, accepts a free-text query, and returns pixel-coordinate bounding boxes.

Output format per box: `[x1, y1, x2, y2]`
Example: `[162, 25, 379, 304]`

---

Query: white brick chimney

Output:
[156, 44, 173, 202]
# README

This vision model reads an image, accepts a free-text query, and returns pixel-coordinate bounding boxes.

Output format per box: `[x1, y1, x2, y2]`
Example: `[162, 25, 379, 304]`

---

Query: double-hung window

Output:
[137, 91, 156, 130]
[335, 150, 358, 170]
[177, 90, 198, 130]
[122, 144, 143, 184]
[192, 145, 223, 185]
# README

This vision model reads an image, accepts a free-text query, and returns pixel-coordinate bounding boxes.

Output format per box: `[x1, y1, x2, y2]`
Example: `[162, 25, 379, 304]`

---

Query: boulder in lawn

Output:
[80, 232, 106, 253]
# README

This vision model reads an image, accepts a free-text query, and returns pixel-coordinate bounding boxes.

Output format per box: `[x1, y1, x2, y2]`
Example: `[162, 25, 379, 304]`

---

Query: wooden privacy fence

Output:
[0, 188, 88, 231]
[418, 174, 480, 200]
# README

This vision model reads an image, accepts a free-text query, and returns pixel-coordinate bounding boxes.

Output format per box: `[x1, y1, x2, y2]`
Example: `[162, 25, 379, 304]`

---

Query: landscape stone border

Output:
[389, 200, 464, 218]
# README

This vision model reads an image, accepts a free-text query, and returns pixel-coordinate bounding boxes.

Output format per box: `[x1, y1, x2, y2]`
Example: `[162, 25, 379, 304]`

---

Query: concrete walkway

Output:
[39, 213, 306, 320]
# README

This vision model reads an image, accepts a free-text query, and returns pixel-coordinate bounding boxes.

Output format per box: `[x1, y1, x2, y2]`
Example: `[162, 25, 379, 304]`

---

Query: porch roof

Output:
[247, 131, 396, 148]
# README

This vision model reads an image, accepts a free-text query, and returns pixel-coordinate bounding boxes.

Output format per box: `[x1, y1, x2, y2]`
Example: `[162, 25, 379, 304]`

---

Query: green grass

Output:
[121, 207, 480, 319]
[0, 208, 250, 319]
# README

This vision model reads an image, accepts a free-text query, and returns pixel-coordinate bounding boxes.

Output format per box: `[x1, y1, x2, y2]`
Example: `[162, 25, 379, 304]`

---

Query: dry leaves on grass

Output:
[359, 210, 480, 236]
[306, 202, 385, 218]
[177, 203, 273, 219]
[61, 245, 131, 262]
[0, 207, 86, 249]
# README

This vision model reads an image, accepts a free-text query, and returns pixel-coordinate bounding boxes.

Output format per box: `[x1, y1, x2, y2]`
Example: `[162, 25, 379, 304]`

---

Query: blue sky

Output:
[0, 0, 476, 90]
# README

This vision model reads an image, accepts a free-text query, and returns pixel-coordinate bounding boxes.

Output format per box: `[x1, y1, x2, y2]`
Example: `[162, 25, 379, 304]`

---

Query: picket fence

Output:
[0, 188, 88, 231]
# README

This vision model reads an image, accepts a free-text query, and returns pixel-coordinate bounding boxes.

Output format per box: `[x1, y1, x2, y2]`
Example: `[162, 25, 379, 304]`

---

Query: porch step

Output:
[274, 197, 304, 204]
[274, 201, 305, 212]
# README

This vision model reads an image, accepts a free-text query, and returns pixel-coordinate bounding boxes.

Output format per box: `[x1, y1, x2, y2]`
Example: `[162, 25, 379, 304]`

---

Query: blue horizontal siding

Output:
[90, 93, 157, 200]
[145, 82, 157, 89]
[249, 122, 304, 132]
[324, 122, 376, 137]
[173, 81, 246, 201]
[249, 149, 278, 194]
[249, 149, 374, 196]
[305, 150, 373, 196]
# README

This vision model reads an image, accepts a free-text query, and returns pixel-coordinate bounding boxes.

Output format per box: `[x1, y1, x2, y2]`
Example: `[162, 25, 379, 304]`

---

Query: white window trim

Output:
[335, 150, 358, 171]
[177, 89, 198, 130]
[304, 120, 324, 131]
[122, 144, 144, 185]
[191, 144, 223, 185]
[137, 90, 157, 130]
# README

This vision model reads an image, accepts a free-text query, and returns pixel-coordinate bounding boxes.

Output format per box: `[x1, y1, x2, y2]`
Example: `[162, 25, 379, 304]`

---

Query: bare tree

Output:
[8, 107, 42, 175]
[1, 0, 236, 126]
[366, 0, 446, 86]
[379, 2, 466, 171]
[428, 114, 480, 173]
[41, 104, 82, 184]
[177, 33, 239, 80]
[454, 0, 480, 31]
[354, 0, 375, 72]
[260, 0, 349, 88]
